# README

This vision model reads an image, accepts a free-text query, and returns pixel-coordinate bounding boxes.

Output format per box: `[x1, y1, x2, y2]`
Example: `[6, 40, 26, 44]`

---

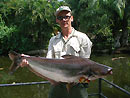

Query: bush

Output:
[0, 0, 65, 55]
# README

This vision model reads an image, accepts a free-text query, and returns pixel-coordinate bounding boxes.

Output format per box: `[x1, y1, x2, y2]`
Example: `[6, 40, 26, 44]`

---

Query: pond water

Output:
[0, 53, 130, 98]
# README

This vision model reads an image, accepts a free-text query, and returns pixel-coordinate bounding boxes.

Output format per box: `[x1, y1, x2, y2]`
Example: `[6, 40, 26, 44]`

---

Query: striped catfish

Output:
[9, 51, 112, 83]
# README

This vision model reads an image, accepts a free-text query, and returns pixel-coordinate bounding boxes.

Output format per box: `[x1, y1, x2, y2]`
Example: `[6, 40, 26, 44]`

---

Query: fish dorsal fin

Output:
[62, 55, 79, 59]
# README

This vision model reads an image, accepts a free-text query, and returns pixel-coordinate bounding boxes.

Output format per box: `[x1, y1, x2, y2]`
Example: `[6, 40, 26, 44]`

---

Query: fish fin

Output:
[79, 77, 90, 83]
[8, 51, 20, 61]
[66, 83, 73, 93]
[9, 61, 20, 74]
[85, 79, 90, 83]
[62, 55, 79, 59]
[8, 51, 21, 74]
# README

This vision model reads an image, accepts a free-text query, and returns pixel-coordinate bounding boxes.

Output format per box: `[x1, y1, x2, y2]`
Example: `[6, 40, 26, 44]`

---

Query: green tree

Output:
[99, 0, 130, 48]
[0, 14, 16, 54]
[65, 0, 113, 51]
[0, 0, 65, 55]
[65, 0, 130, 51]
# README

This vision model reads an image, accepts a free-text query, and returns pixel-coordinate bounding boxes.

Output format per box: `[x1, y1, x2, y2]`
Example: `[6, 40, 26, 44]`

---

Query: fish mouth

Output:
[107, 68, 112, 75]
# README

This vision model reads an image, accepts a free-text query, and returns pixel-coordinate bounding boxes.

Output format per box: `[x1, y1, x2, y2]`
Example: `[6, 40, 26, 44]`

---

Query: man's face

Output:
[56, 11, 73, 29]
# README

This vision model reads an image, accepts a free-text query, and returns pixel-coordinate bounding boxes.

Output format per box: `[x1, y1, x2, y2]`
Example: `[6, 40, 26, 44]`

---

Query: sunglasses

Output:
[57, 16, 71, 21]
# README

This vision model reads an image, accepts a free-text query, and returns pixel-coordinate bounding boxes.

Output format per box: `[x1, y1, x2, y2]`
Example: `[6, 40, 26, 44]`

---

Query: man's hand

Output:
[20, 54, 30, 67]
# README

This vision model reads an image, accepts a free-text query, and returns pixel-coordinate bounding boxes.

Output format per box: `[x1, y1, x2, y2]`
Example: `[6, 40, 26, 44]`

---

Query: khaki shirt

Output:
[46, 28, 92, 59]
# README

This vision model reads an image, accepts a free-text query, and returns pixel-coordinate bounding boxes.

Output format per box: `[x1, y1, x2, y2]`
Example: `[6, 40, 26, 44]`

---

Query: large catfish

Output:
[9, 51, 112, 83]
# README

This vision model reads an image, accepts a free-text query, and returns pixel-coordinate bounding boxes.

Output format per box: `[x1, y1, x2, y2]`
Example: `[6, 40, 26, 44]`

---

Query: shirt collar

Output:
[55, 27, 75, 39]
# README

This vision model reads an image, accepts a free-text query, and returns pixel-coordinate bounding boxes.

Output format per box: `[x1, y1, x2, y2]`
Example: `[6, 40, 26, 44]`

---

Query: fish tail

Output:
[8, 51, 21, 74]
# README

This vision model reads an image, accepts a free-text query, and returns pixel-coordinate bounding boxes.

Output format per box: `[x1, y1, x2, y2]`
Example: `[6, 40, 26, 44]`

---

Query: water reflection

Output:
[90, 54, 130, 98]
[0, 54, 130, 98]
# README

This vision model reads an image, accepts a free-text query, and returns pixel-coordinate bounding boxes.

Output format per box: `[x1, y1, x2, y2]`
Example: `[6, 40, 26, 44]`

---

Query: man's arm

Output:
[79, 34, 92, 58]
[46, 37, 55, 58]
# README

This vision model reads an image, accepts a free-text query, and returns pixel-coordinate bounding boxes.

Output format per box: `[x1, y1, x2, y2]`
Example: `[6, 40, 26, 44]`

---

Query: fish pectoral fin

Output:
[66, 83, 71, 93]
[79, 77, 90, 83]
[66, 83, 75, 93]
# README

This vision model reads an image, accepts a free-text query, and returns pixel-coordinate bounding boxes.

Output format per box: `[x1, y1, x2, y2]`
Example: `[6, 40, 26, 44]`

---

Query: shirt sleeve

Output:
[46, 36, 55, 58]
[79, 34, 92, 58]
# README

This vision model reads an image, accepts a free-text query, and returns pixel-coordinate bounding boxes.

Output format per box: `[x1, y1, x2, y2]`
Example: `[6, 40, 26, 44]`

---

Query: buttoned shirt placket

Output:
[61, 29, 75, 53]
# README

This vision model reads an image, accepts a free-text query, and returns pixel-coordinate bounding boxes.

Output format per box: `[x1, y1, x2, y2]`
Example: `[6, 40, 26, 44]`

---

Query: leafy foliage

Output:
[65, 0, 130, 51]
[0, 0, 129, 55]
[0, 14, 16, 54]
[0, 0, 65, 55]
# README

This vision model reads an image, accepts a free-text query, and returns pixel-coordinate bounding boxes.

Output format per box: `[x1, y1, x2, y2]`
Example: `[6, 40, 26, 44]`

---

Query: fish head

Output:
[8, 51, 22, 74]
[82, 63, 112, 81]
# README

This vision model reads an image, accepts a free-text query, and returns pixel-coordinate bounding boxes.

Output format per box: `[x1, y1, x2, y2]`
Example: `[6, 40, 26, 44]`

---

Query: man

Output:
[20, 6, 92, 98]
[46, 6, 92, 98]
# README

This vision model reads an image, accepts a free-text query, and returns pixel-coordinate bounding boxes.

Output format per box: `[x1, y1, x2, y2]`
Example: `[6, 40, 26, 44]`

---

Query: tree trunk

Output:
[113, 5, 129, 48]
[120, 6, 129, 47]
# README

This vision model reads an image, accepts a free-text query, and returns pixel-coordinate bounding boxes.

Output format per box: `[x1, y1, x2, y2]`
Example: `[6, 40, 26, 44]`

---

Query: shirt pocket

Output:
[53, 44, 62, 58]
[69, 37, 80, 53]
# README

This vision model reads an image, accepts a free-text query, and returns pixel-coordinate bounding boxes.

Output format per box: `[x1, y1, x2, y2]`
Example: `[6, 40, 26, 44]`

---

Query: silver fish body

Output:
[9, 51, 112, 83]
